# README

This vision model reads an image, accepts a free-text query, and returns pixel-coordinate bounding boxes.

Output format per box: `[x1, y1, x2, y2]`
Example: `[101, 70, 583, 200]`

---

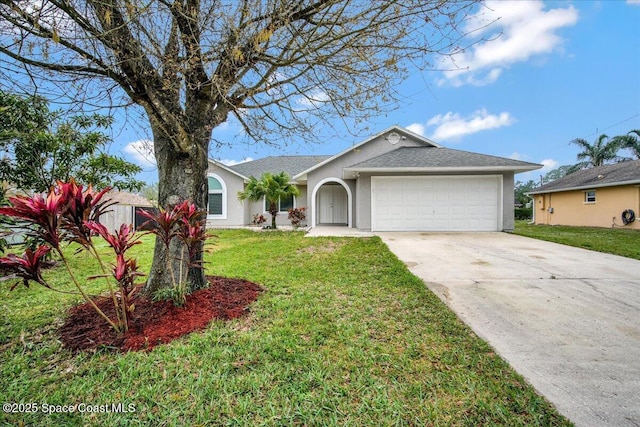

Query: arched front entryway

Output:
[311, 178, 353, 228]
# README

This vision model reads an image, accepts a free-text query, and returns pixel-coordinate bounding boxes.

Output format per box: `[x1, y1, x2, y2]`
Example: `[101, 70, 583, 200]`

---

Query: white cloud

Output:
[219, 157, 254, 166]
[0, 2, 77, 38]
[295, 88, 330, 110]
[405, 123, 426, 136]
[509, 152, 523, 161]
[423, 108, 515, 141]
[540, 158, 559, 172]
[627, 0, 640, 5]
[441, 0, 578, 87]
[123, 139, 156, 168]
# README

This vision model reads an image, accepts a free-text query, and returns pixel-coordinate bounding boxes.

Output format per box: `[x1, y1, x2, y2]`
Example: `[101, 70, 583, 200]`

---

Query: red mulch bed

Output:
[59, 276, 262, 353]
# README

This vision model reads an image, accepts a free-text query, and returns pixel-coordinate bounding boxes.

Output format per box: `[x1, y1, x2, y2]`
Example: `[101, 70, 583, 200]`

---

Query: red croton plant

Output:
[138, 200, 207, 306]
[0, 179, 206, 334]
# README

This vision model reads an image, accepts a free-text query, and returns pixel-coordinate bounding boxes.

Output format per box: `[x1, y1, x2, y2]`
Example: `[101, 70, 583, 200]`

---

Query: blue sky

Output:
[117, 0, 640, 185]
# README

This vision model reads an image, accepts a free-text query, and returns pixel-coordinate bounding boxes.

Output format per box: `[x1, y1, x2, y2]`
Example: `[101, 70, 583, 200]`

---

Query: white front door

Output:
[318, 185, 348, 224]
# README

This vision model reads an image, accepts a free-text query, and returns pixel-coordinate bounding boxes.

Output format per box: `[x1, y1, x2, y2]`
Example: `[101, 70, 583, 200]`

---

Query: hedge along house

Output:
[527, 160, 640, 229]
[206, 125, 541, 232]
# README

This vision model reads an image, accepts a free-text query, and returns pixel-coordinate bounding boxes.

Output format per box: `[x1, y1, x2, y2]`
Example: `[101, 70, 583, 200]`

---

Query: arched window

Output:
[207, 175, 226, 218]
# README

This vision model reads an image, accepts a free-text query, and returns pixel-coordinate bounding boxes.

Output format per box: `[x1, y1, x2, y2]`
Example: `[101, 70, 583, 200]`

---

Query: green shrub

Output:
[515, 207, 533, 220]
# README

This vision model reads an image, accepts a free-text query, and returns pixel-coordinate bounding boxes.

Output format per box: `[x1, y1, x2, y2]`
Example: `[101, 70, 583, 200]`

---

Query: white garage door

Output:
[371, 176, 501, 231]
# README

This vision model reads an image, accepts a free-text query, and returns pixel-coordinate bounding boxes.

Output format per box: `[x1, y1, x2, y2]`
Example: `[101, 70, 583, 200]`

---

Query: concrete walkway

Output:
[378, 232, 640, 427]
[305, 226, 375, 237]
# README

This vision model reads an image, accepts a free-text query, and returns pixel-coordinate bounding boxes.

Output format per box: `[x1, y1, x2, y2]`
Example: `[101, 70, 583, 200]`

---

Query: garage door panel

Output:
[435, 192, 449, 202]
[389, 194, 403, 204]
[372, 176, 500, 232]
[404, 194, 420, 207]
[389, 206, 403, 216]
[466, 192, 482, 202]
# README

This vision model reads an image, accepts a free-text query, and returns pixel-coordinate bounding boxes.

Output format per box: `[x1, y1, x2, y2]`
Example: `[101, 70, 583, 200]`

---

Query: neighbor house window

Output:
[264, 194, 295, 213]
[208, 175, 226, 218]
[584, 190, 596, 203]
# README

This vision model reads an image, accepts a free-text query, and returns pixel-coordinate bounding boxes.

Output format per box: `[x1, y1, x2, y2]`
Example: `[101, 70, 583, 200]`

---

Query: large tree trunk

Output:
[144, 125, 209, 295]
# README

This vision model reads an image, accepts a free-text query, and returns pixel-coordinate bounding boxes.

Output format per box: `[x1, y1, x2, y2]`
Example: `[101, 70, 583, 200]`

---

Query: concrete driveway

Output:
[378, 232, 640, 427]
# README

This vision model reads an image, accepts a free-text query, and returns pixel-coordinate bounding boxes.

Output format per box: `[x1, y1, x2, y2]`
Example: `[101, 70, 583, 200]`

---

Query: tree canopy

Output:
[0, 1, 480, 145]
[139, 182, 159, 207]
[514, 180, 537, 207]
[570, 134, 625, 170]
[614, 130, 640, 160]
[0, 91, 143, 193]
[539, 165, 578, 185]
[0, 0, 482, 292]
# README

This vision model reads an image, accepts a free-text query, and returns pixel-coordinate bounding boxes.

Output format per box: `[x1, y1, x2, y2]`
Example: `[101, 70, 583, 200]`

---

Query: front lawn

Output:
[514, 221, 640, 260]
[1, 230, 571, 426]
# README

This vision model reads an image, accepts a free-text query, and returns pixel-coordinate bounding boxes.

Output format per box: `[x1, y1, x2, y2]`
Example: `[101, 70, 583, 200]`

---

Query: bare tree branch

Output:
[0, 0, 484, 291]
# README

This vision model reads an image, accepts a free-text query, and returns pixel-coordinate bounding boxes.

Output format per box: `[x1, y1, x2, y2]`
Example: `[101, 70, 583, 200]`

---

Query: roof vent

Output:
[386, 132, 401, 144]
[597, 174, 605, 179]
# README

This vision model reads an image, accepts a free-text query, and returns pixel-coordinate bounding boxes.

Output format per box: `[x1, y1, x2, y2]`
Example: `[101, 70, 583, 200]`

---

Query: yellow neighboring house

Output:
[527, 160, 640, 230]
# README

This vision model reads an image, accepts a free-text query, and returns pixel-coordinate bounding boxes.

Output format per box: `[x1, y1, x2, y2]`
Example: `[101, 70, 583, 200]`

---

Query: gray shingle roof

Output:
[228, 155, 331, 179]
[528, 160, 640, 194]
[345, 147, 541, 171]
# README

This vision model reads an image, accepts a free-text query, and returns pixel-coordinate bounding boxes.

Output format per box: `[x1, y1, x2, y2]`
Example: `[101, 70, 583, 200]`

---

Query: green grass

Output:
[1, 230, 571, 426]
[514, 221, 640, 260]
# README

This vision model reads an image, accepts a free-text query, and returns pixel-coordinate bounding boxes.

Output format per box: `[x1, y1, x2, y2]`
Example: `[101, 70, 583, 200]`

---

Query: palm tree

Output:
[571, 134, 624, 169]
[237, 172, 300, 229]
[613, 129, 640, 159]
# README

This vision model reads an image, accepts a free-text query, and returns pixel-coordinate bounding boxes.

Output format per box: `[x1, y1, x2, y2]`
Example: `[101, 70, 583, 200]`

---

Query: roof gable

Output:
[528, 160, 640, 194]
[293, 125, 440, 179]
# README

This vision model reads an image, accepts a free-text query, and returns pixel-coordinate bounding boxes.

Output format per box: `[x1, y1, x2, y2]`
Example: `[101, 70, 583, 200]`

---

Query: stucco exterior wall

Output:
[206, 161, 310, 227]
[205, 163, 246, 226]
[245, 186, 308, 227]
[502, 172, 515, 232]
[306, 134, 424, 228]
[533, 185, 640, 229]
[356, 173, 372, 230]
